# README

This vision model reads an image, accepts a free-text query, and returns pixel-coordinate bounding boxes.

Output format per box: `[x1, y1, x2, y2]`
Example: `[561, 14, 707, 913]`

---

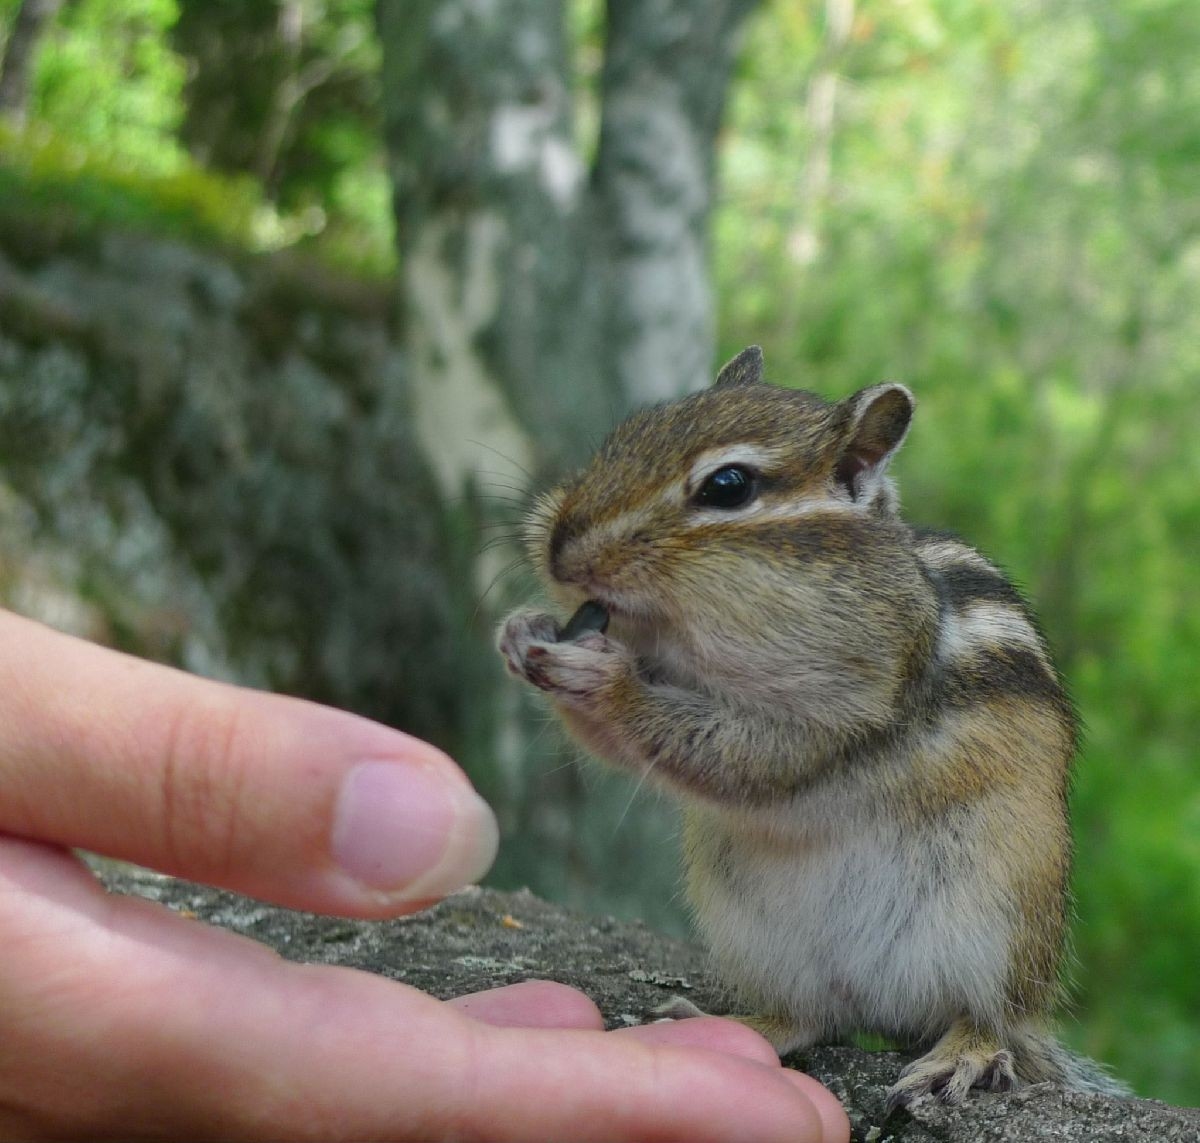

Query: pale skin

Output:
[0, 609, 848, 1142]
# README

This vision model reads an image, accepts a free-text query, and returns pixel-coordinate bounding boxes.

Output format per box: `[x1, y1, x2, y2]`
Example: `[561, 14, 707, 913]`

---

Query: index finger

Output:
[0, 610, 498, 915]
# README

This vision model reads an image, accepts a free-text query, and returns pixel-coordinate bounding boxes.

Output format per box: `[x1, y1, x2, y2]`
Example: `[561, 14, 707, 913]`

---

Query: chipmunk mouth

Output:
[569, 581, 667, 642]
[584, 590, 650, 631]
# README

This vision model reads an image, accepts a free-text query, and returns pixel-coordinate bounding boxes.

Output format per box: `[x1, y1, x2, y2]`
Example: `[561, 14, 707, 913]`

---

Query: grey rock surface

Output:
[99, 865, 1199, 1142]
[0, 224, 449, 746]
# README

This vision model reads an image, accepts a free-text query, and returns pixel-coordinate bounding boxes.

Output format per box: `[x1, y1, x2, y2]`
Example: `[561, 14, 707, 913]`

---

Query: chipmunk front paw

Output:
[497, 609, 559, 680]
[498, 608, 631, 703]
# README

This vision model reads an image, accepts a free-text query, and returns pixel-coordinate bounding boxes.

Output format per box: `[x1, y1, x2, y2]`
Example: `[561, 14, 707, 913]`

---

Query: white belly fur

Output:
[683, 794, 1012, 1043]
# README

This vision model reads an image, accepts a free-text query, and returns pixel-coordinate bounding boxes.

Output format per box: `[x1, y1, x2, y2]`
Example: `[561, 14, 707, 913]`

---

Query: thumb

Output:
[0, 610, 498, 916]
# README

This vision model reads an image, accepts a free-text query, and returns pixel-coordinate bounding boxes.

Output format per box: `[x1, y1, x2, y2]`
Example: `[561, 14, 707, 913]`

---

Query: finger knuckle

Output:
[156, 693, 250, 877]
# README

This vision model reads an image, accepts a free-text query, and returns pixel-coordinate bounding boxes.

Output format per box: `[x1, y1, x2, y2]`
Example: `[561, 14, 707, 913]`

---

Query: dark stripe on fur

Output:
[942, 645, 1067, 711]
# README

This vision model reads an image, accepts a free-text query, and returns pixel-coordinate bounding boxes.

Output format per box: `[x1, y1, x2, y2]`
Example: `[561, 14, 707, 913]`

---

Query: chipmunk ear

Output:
[835, 383, 914, 506]
[713, 345, 764, 389]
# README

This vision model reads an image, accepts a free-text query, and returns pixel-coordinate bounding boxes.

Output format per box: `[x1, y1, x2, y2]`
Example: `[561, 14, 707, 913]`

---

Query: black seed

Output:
[559, 600, 610, 641]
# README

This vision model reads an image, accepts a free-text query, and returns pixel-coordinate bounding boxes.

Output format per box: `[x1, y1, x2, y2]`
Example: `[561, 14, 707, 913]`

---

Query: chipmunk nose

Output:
[547, 516, 584, 583]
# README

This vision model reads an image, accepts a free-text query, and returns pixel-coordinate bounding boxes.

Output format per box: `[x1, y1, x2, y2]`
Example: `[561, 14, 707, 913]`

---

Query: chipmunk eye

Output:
[694, 464, 758, 509]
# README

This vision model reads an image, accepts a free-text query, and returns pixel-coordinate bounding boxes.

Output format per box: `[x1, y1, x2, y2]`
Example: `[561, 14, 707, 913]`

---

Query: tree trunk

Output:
[376, 0, 758, 921]
[0, 0, 64, 125]
[594, 0, 759, 404]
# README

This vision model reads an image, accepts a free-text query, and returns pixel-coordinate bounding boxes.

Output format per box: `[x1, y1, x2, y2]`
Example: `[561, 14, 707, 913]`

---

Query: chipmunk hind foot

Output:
[886, 1019, 1132, 1111]
[886, 1019, 1017, 1111]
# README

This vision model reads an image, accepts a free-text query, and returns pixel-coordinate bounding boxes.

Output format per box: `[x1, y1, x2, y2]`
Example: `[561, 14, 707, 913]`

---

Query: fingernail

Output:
[332, 761, 498, 900]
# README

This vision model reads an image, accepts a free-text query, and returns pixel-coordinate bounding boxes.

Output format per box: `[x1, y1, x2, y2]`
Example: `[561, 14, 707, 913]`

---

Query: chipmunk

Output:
[497, 346, 1125, 1108]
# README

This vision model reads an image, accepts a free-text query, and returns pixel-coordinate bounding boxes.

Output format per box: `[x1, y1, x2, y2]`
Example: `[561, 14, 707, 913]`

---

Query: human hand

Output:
[0, 609, 849, 1141]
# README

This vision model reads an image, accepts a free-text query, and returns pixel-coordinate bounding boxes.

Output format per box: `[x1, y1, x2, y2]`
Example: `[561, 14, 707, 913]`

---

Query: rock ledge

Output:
[101, 866, 1199, 1142]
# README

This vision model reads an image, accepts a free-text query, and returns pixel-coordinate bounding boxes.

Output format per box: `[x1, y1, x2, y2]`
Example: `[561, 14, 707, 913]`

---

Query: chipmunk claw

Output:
[497, 609, 559, 681]
[497, 609, 629, 701]
[524, 637, 625, 698]
[648, 996, 708, 1022]
[886, 1045, 1017, 1112]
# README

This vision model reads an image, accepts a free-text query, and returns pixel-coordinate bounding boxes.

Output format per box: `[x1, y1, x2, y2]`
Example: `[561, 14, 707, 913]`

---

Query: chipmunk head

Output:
[527, 347, 930, 715]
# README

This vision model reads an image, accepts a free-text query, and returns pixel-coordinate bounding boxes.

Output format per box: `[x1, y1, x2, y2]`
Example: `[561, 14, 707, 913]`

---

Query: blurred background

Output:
[0, 0, 1196, 1105]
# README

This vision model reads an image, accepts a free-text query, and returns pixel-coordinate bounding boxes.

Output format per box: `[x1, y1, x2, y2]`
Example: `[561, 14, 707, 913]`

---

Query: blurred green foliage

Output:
[0, 118, 263, 245]
[171, 0, 392, 262]
[32, 0, 186, 171]
[0, 0, 1196, 1106]
[0, 0, 393, 271]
